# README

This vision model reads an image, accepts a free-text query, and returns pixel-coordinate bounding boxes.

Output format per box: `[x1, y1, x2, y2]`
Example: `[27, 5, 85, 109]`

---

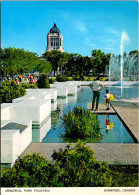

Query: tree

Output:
[91, 49, 110, 75]
[37, 60, 51, 74]
[0, 47, 51, 77]
[42, 50, 68, 76]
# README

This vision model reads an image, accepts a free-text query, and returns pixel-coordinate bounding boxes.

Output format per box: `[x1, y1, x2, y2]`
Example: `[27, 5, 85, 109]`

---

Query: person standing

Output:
[90, 76, 104, 111]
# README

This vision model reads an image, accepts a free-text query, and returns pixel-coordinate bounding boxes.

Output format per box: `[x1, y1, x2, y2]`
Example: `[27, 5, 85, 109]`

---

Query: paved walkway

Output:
[111, 102, 139, 142]
[20, 102, 139, 165]
[87, 103, 116, 114]
[20, 143, 138, 165]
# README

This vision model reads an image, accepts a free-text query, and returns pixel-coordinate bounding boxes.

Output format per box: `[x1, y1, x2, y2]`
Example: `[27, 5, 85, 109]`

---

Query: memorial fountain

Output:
[109, 30, 138, 98]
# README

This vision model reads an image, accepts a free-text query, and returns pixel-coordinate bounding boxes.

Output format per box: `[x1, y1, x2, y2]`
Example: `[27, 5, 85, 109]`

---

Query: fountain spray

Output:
[120, 30, 129, 96]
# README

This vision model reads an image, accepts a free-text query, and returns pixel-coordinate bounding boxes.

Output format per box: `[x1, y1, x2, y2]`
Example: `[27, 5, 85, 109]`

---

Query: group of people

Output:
[14, 75, 36, 85]
[90, 76, 111, 111]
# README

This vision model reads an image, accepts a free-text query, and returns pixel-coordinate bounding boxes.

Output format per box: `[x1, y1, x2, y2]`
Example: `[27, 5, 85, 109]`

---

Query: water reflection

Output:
[57, 98, 68, 105]
[51, 100, 57, 111]
[68, 94, 77, 102]
[32, 117, 51, 143]
[105, 115, 114, 133]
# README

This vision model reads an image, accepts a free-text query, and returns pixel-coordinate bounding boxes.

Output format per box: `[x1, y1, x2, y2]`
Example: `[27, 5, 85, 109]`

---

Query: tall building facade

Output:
[46, 21, 64, 52]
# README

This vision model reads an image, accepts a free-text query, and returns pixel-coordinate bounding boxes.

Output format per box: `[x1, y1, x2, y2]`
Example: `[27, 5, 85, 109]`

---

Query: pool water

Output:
[34, 86, 137, 143]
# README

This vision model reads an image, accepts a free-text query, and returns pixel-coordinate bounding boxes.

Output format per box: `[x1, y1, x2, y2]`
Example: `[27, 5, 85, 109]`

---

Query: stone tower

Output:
[46, 21, 64, 52]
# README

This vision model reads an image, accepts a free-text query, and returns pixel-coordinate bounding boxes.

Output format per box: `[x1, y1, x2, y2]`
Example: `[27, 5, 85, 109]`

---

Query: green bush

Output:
[49, 78, 55, 84]
[72, 74, 85, 81]
[1, 142, 113, 187]
[62, 106, 102, 142]
[56, 74, 68, 82]
[51, 141, 113, 187]
[0, 81, 26, 103]
[20, 83, 38, 89]
[130, 76, 136, 81]
[1, 154, 55, 187]
[37, 74, 50, 88]
[80, 73, 85, 81]
[72, 74, 81, 81]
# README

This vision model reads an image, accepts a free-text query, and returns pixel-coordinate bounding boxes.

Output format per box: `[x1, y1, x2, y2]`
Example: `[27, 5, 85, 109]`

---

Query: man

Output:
[89, 76, 104, 111]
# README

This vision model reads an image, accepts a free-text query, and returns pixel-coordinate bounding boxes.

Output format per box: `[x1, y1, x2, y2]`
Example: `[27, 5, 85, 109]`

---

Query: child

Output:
[105, 89, 110, 110]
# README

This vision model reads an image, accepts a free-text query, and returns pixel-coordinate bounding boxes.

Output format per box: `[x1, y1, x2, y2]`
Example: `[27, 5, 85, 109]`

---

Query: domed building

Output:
[46, 21, 64, 52]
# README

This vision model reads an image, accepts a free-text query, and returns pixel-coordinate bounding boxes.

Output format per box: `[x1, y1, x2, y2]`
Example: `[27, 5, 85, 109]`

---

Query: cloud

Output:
[74, 20, 88, 34]
[106, 27, 120, 37]
[84, 37, 96, 47]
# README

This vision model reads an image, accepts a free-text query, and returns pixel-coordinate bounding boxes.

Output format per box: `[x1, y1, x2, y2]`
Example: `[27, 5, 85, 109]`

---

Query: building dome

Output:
[46, 20, 64, 52]
[49, 22, 60, 33]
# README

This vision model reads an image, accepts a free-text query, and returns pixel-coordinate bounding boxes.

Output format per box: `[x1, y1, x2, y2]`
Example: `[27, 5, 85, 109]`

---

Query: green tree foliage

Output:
[42, 51, 68, 76]
[56, 74, 68, 82]
[0, 48, 51, 77]
[61, 106, 102, 142]
[37, 60, 51, 74]
[0, 81, 26, 103]
[37, 74, 50, 88]
[91, 49, 110, 75]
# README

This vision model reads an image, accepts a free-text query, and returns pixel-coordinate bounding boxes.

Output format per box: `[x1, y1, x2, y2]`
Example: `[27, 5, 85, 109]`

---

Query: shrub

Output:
[61, 106, 102, 142]
[56, 74, 68, 82]
[1, 154, 55, 187]
[20, 83, 38, 89]
[86, 77, 90, 81]
[49, 78, 55, 84]
[0, 81, 26, 103]
[130, 76, 136, 81]
[52, 141, 113, 187]
[72, 74, 85, 81]
[80, 73, 85, 81]
[37, 74, 50, 88]
[72, 74, 80, 81]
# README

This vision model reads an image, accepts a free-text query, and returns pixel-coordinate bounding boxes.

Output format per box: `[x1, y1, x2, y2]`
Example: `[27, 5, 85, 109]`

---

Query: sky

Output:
[1, 0, 138, 57]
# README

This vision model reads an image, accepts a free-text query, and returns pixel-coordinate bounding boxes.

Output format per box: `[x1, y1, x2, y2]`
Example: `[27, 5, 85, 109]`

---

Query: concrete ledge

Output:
[111, 102, 139, 142]
[1, 120, 32, 167]
[20, 143, 138, 165]
[87, 103, 116, 114]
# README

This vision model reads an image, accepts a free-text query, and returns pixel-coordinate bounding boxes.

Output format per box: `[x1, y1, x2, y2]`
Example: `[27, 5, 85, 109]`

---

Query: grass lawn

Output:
[110, 165, 138, 187]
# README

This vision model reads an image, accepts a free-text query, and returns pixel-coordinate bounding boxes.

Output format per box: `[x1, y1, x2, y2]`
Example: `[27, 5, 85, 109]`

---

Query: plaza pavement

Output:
[20, 102, 139, 165]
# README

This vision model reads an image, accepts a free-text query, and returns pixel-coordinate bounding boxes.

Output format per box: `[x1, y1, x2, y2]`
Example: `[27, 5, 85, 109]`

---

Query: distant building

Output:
[46, 21, 64, 52]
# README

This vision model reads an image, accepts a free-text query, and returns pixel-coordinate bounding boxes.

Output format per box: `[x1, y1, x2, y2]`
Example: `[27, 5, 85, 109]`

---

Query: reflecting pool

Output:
[33, 86, 138, 143]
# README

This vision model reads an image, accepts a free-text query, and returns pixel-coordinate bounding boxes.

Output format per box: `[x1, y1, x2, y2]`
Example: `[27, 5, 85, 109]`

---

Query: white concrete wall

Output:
[1, 104, 11, 120]
[19, 121, 32, 154]
[1, 130, 20, 165]
[39, 99, 51, 124]
[10, 99, 51, 125]
[67, 86, 77, 95]
[57, 87, 68, 97]
[1, 120, 32, 167]
[12, 94, 35, 103]
[26, 88, 57, 102]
